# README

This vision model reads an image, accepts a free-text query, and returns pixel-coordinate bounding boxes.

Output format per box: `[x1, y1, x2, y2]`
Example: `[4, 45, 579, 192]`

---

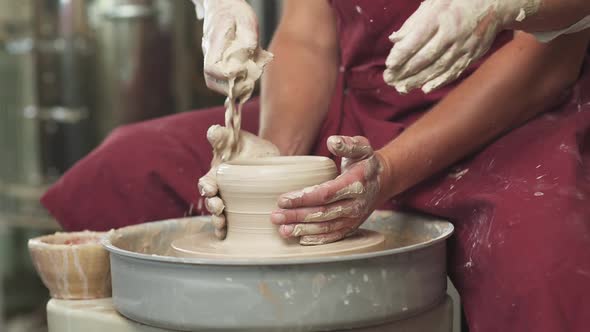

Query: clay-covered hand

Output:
[193, 0, 273, 100]
[271, 136, 388, 245]
[384, 0, 540, 94]
[198, 125, 280, 239]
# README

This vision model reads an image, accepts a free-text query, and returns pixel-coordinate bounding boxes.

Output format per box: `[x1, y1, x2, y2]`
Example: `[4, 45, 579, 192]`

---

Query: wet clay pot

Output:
[171, 156, 385, 259]
[218, 156, 338, 249]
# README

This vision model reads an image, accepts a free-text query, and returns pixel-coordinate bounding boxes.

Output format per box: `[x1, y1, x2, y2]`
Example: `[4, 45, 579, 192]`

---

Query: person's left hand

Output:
[383, 0, 538, 94]
[270, 136, 388, 245]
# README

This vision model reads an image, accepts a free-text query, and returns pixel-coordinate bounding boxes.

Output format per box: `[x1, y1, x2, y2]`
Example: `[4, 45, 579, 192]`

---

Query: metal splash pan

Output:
[102, 211, 453, 331]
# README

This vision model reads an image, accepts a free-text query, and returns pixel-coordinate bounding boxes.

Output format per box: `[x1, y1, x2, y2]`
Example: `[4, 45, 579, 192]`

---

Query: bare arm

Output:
[378, 31, 590, 198]
[259, 0, 339, 156]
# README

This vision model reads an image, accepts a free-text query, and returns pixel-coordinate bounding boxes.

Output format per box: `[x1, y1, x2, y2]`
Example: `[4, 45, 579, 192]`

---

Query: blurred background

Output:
[0, 1, 282, 331]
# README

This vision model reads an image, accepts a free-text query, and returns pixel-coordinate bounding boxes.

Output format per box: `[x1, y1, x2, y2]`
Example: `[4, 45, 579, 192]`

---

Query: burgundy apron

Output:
[320, 2, 590, 332]
[42, 1, 590, 331]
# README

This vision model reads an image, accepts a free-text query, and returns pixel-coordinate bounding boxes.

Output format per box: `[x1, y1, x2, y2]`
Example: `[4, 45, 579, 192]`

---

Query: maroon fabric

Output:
[41, 105, 260, 231]
[42, 1, 590, 331]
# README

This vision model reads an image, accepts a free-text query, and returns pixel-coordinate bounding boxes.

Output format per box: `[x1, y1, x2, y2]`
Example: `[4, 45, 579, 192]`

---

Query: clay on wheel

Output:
[171, 229, 385, 259]
[172, 156, 385, 259]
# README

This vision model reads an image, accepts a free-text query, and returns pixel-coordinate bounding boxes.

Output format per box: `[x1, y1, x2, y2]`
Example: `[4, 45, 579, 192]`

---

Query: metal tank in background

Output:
[0, 1, 212, 328]
[0, 0, 218, 225]
[0, 0, 283, 226]
[89, 0, 215, 138]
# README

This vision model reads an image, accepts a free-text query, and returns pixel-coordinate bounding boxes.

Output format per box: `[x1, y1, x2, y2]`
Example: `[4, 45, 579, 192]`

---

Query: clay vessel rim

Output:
[28, 231, 107, 250]
[223, 156, 333, 167]
[102, 217, 455, 266]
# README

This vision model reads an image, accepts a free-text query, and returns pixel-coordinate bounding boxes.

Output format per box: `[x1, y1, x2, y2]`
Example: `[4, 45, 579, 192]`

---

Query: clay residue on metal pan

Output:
[103, 211, 453, 265]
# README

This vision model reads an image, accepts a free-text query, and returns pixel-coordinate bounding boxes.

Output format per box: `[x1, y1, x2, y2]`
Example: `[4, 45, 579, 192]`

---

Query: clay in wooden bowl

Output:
[172, 156, 385, 259]
[28, 231, 111, 299]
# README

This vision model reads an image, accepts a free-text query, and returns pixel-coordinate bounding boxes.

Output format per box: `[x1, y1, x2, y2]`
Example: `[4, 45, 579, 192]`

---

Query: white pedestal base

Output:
[48, 296, 453, 332]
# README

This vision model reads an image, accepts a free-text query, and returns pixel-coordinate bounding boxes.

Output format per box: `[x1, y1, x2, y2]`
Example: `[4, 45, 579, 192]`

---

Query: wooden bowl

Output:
[28, 231, 112, 300]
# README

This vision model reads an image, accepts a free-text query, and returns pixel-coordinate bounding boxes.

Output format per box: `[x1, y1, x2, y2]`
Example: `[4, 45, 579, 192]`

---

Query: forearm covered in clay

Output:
[379, 32, 589, 199]
[259, 0, 339, 155]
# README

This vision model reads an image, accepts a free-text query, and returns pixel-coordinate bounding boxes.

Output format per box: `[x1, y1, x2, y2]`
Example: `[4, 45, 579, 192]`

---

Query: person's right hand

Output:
[198, 125, 280, 239]
[196, 0, 273, 101]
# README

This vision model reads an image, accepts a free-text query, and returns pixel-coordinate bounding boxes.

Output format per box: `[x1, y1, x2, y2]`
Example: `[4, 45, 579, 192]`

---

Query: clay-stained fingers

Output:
[198, 171, 218, 197]
[385, 43, 462, 93]
[205, 196, 225, 215]
[233, 9, 259, 53]
[204, 74, 230, 96]
[211, 214, 227, 239]
[202, 16, 253, 95]
[211, 214, 226, 230]
[421, 52, 473, 93]
[278, 169, 367, 209]
[386, 21, 438, 71]
[206, 125, 230, 151]
[278, 218, 353, 238]
[393, 32, 453, 81]
[271, 200, 364, 225]
[387, 0, 433, 44]
[203, 17, 235, 69]
[327, 136, 373, 160]
[214, 227, 227, 240]
[299, 227, 356, 246]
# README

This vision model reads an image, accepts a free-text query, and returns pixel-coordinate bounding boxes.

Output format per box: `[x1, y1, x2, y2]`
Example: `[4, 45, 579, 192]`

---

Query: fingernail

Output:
[292, 225, 304, 237]
[206, 125, 222, 142]
[278, 197, 292, 208]
[270, 213, 286, 224]
[204, 184, 216, 195]
[395, 84, 408, 94]
[299, 236, 323, 246]
[199, 184, 210, 196]
[383, 70, 395, 84]
[280, 225, 294, 237]
[215, 228, 227, 240]
[422, 82, 436, 93]
[328, 136, 343, 148]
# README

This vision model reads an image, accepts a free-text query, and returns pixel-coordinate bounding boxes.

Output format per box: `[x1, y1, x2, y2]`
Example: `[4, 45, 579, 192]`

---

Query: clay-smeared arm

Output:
[380, 31, 590, 199]
[384, 0, 590, 93]
[273, 31, 589, 245]
[259, 0, 339, 155]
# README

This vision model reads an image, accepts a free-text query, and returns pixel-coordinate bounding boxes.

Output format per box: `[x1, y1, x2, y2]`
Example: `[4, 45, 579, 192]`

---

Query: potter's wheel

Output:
[103, 212, 454, 332]
[170, 229, 386, 259]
